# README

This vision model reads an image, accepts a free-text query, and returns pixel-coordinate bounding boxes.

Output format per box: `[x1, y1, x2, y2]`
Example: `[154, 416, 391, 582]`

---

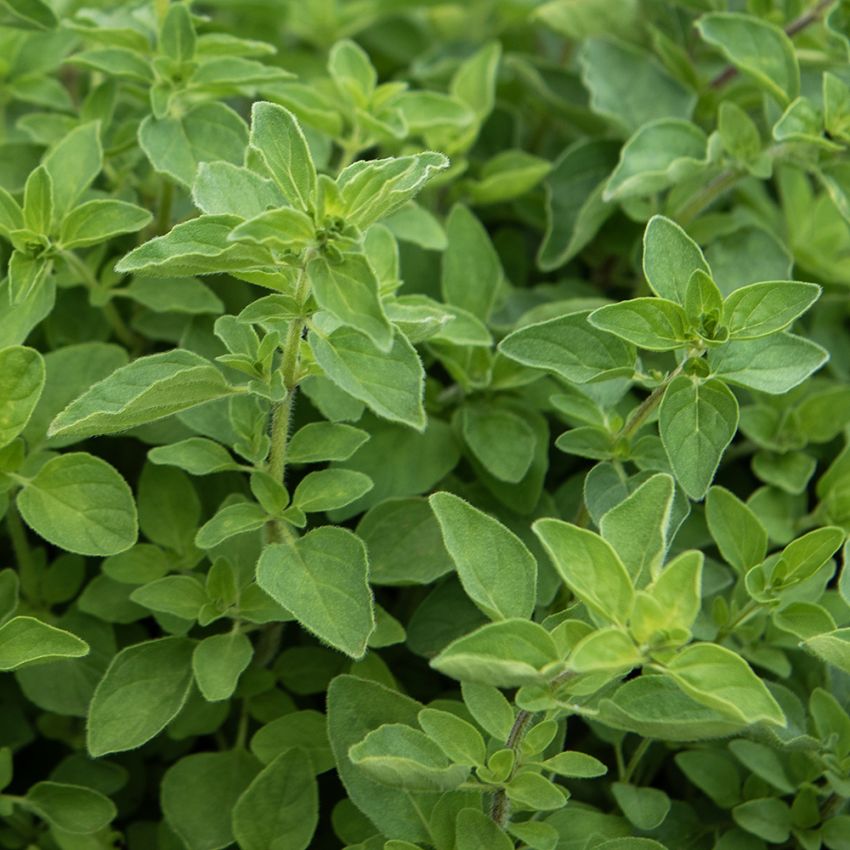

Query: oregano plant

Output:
[2, 1, 850, 849]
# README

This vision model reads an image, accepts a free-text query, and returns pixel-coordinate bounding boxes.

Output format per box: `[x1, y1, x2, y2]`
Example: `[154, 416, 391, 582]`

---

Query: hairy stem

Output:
[266, 263, 311, 486]
[489, 709, 535, 828]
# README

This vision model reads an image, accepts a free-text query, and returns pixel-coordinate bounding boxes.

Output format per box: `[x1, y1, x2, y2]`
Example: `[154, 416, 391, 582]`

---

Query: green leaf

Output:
[417, 707, 486, 766]
[292, 469, 373, 513]
[349, 723, 468, 791]
[59, 200, 152, 249]
[17, 453, 137, 556]
[23, 164, 53, 235]
[228, 207, 315, 253]
[823, 816, 850, 850]
[159, 3, 196, 62]
[804, 628, 850, 675]
[664, 643, 785, 726]
[674, 749, 741, 809]
[599, 675, 745, 740]
[705, 486, 768, 573]
[0, 185, 23, 239]
[643, 217, 710, 307]
[131, 576, 206, 620]
[533, 519, 634, 625]
[568, 627, 642, 673]
[8, 251, 50, 305]
[718, 101, 766, 172]
[431, 619, 561, 687]
[232, 750, 318, 850]
[116, 215, 264, 277]
[708, 334, 828, 395]
[0, 616, 88, 670]
[87, 637, 194, 756]
[604, 119, 707, 201]
[579, 38, 696, 135]
[287, 422, 369, 464]
[460, 403, 536, 483]
[195, 502, 268, 549]
[356, 497, 453, 586]
[499, 311, 635, 384]
[328, 37, 376, 100]
[441, 204, 503, 320]
[43, 122, 102, 219]
[645, 550, 703, 634]
[721, 281, 820, 340]
[752, 450, 816, 494]
[0, 0, 56, 28]
[537, 138, 619, 271]
[612, 782, 670, 830]
[192, 161, 284, 219]
[429, 492, 537, 621]
[123, 276, 223, 316]
[256, 528, 374, 658]
[0, 345, 44, 447]
[140, 103, 248, 189]
[455, 808, 514, 850]
[450, 41, 501, 139]
[728, 739, 794, 794]
[599, 473, 675, 582]
[161, 751, 259, 850]
[308, 253, 393, 351]
[48, 350, 238, 440]
[593, 839, 669, 850]
[461, 682, 514, 740]
[327, 675, 435, 844]
[589, 297, 691, 351]
[697, 13, 799, 104]
[248, 101, 317, 211]
[542, 751, 607, 778]
[70, 47, 154, 83]
[250, 710, 332, 772]
[506, 771, 566, 811]
[148, 438, 238, 476]
[658, 377, 739, 500]
[26, 782, 116, 834]
[336, 152, 449, 230]
[771, 526, 845, 588]
[463, 149, 551, 205]
[309, 326, 425, 430]
[684, 270, 723, 328]
[192, 632, 253, 702]
[732, 798, 791, 843]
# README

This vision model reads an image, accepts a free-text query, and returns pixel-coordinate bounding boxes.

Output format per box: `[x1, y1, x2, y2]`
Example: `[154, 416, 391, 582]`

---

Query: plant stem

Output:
[490, 709, 535, 828]
[157, 179, 174, 235]
[717, 599, 761, 640]
[674, 169, 742, 226]
[622, 737, 652, 784]
[266, 263, 311, 487]
[60, 250, 139, 349]
[615, 361, 686, 444]
[710, 0, 833, 89]
[6, 503, 39, 604]
[234, 699, 250, 750]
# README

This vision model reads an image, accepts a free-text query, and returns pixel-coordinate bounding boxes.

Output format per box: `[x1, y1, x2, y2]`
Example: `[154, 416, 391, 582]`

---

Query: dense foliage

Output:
[3, 0, 850, 848]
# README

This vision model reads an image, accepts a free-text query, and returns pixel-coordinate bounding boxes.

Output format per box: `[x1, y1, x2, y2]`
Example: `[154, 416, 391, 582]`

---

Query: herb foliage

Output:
[1, 1, 850, 849]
